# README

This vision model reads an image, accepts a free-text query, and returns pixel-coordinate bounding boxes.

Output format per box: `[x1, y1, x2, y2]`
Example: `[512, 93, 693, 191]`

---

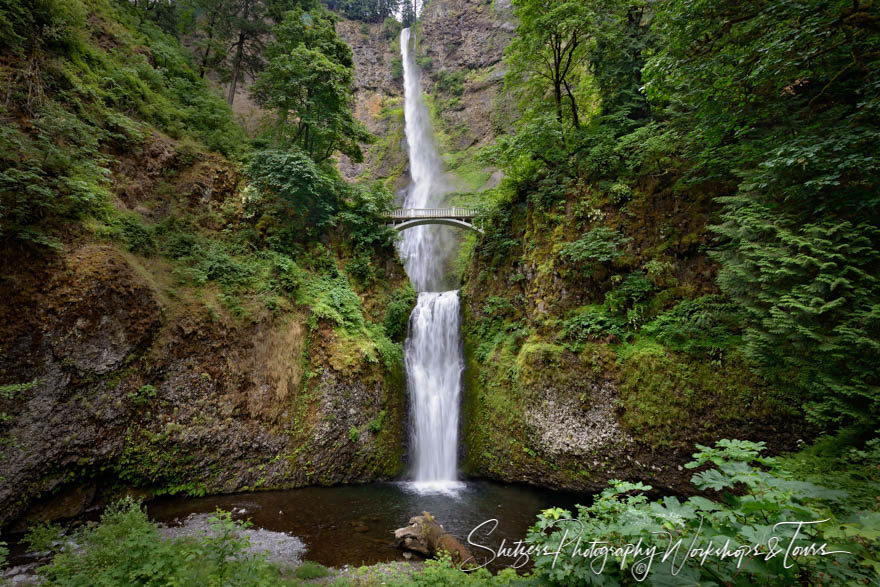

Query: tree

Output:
[322, 0, 400, 23]
[248, 148, 338, 239]
[589, 0, 652, 125]
[252, 6, 371, 162]
[222, 0, 315, 104]
[400, 0, 415, 27]
[505, 0, 596, 129]
[185, 0, 236, 78]
[644, 0, 880, 428]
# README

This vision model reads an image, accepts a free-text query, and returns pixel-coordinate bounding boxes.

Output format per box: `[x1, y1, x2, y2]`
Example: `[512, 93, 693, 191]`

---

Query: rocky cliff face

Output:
[0, 142, 409, 531]
[336, 20, 407, 189]
[338, 0, 515, 194]
[417, 0, 516, 156]
[458, 178, 806, 494]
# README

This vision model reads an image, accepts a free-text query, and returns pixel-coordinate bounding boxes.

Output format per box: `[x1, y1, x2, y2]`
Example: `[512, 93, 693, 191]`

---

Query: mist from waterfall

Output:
[399, 28, 464, 492]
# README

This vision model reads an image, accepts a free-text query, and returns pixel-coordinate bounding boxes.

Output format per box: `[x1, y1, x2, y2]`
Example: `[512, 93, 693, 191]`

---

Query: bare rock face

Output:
[336, 20, 407, 186]
[394, 512, 474, 565]
[0, 245, 162, 526]
[419, 0, 514, 72]
[0, 240, 407, 530]
[418, 0, 517, 153]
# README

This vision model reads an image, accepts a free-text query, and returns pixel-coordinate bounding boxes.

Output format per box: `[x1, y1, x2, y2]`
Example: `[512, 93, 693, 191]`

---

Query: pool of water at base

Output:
[147, 480, 590, 570]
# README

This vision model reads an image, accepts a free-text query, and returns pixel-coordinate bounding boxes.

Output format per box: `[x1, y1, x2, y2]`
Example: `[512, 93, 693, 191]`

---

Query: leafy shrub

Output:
[162, 230, 199, 259]
[23, 522, 63, 554]
[0, 104, 110, 248]
[294, 561, 332, 580]
[128, 384, 158, 407]
[401, 551, 526, 585]
[561, 306, 627, 344]
[607, 181, 632, 205]
[603, 271, 654, 327]
[271, 255, 306, 294]
[559, 227, 631, 274]
[0, 0, 84, 55]
[383, 284, 417, 342]
[189, 243, 253, 288]
[391, 57, 403, 81]
[248, 148, 338, 241]
[368, 410, 386, 434]
[435, 69, 466, 96]
[38, 498, 288, 585]
[345, 252, 373, 283]
[304, 274, 365, 333]
[526, 439, 879, 585]
[337, 181, 396, 252]
[348, 426, 360, 442]
[642, 295, 741, 355]
[117, 214, 157, 256]
[482, 295, 514, 317]
[382, 17, 401, 40]
[0, 540, 6, 569]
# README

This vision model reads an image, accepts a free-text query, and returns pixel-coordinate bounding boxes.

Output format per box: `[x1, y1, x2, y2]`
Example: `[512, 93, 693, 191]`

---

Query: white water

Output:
[399, 28, 464, 492]
[405, 292, 465, 491]
[399, 27, 449, 293]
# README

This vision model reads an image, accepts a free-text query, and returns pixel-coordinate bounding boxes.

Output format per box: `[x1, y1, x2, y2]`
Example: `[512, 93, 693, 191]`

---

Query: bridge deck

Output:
[386, 207, 477, 221]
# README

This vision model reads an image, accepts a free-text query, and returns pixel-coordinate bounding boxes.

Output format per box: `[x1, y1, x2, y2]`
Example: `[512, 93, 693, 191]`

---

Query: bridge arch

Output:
[385, 207, 484, 235]
[392, 218, 483, 234]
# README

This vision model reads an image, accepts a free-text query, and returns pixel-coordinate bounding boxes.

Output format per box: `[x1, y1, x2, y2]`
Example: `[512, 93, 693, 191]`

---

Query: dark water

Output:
[148, 481, 590, 570]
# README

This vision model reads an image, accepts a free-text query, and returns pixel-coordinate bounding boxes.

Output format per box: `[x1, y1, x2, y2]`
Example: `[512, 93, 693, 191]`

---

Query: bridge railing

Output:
[387, 207, 478, 219]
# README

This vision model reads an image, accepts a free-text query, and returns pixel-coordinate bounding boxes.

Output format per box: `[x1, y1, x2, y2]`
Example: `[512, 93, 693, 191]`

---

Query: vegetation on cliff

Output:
[455, 0, 879, 491]
[0, 0, 413, 529]
[471, 0, 879, 431]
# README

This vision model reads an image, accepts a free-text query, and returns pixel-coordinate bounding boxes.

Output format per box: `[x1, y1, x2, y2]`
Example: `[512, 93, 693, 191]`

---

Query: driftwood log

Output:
[393, 511, 474, 565]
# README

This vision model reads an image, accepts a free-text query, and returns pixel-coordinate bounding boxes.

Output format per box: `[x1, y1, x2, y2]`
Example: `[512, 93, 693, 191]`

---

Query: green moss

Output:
[615, 344, 789, 450]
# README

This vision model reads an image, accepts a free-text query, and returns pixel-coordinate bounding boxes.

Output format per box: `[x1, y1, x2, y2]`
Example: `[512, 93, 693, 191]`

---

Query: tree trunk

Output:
[564, 79, 580, 128]
[394, 512, 474, 566]
[227, 0, 250, 105]
[199, 11, 217, 79]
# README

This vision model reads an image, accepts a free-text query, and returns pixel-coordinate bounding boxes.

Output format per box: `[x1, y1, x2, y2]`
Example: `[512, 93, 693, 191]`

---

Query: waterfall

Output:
[399, 28, 465, 492]
[399, 27, 448, 293]
[405, 292, 464, 486]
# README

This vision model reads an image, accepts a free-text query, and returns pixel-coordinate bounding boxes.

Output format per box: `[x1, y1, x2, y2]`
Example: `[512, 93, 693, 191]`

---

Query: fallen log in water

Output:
[393, 511, 474, 565]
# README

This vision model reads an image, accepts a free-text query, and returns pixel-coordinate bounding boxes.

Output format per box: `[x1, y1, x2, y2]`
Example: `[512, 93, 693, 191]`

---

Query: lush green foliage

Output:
[641, 295, 741, 356]
[559, 227, 630, 275]
[23, 521, 64, 554]
[293, 560, 331, 579]
[322, 0, 402, 23]
[642, 0, 880, 428]
[37, 498, 295, 586]
[483, 0, 880, 431]
[527, 439, 880, 585]
[505, 0, 594, 129]
[384, 284, 418, 342]
[247, 148, 339, 239]
[0, 0, 244, 247]
[253, 5, 370, 161]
